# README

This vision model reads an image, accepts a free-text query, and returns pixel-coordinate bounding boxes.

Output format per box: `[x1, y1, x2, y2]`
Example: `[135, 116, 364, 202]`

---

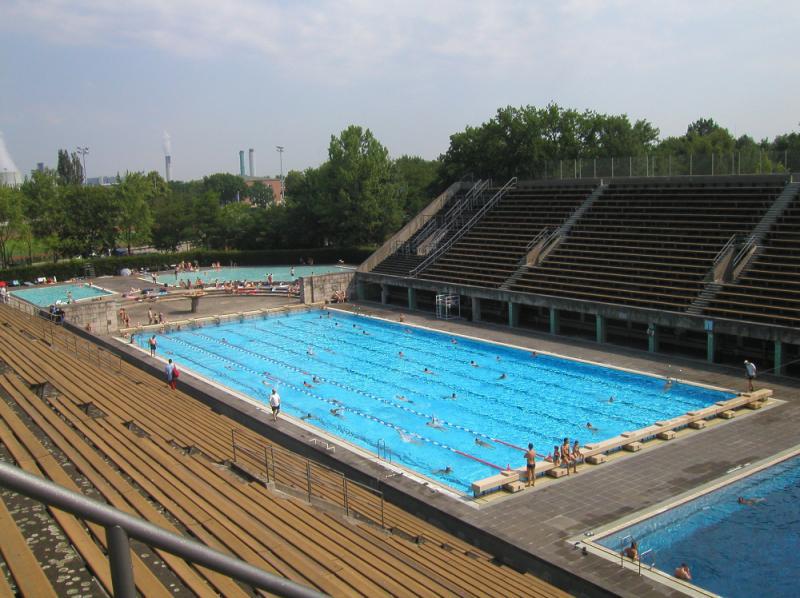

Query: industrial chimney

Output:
[164, 155, 172, 182]
[239, 150, 245, 177]
[248, 148, 255, 177]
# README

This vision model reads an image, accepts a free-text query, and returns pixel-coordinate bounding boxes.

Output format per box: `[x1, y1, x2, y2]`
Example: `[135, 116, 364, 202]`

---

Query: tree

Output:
[394, 155, 439, 220]
[202, 173, 247, 205]
[0, 186, 24, 268]
[20, 169, 64, 261]
[60, 186, 120, 257]
[56, 149, 84, 185]
[245, 181, 275, 208]
[117, 172, 154, 253]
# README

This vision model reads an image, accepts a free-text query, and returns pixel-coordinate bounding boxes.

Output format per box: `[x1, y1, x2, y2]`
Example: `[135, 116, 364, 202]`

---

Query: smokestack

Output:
[162, 131, 172, 182]
[248, 148, 255, 177]
[239, 150, 245, 177]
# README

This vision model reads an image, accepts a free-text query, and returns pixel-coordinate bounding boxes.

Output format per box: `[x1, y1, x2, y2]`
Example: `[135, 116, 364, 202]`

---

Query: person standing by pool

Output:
[269, 388, 281, 422]
[744, 360, 757, 392]
[165, 359, 178, 390]
[148, 335, 157, 357]
[525, 443, 536, 487]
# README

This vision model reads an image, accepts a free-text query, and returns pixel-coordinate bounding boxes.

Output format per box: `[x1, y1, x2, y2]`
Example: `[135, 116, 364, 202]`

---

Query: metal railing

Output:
[732, 233, 758, 267]
[0, 461, 326, 598]
[410, 177, 517, 277]
[231, 430, 385, 529]
[712, 233, 739, 265]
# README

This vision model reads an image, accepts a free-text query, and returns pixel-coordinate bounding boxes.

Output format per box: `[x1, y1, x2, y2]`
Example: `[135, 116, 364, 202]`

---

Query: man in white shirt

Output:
[744, 360, 757, 392]
[269, 388, 281, 422]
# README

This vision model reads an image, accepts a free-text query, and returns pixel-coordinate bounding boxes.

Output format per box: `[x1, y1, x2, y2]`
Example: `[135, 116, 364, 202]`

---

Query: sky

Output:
[1, 0, 798, 181]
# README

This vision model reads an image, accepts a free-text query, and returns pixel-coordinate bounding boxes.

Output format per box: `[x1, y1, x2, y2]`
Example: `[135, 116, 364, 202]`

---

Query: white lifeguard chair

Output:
[435, 294, 460, 320]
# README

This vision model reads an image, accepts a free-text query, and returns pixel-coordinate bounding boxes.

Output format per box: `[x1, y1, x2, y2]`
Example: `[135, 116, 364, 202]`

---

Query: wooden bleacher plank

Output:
[0, 494, 57, 598]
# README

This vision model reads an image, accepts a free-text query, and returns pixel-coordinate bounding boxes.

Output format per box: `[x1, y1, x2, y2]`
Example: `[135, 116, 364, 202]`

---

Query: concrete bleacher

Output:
[509, 179, 785, 311]
[0, 306, 566, 597]
[703, 189, 800, 327]
[417, 185, 595, 287]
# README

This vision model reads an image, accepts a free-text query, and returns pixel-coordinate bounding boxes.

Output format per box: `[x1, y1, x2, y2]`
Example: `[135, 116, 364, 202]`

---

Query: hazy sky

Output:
[1, 0, 797, 181]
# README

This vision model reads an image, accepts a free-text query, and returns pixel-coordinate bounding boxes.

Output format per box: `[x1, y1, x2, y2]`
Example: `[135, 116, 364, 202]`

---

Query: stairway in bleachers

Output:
[417, 184, 595, 288]
[509, 180, 786, 311]
[702, 186, 800, 327]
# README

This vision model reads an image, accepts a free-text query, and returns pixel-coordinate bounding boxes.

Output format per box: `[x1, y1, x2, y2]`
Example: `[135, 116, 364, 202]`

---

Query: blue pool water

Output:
[138, 310, 732, 492]
[11, 283, 113, 307]
[598, 455, 800, 597]
[155, 265, 346, 286]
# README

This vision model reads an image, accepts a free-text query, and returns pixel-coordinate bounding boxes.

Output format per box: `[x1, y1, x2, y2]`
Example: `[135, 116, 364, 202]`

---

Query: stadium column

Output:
[380, 284, 389, 305]
[407, 287, 417, 310]
[596, 314, 606, 344]
[647, 323, 659, 352]
[508, 302, 519, 328]
[774, 340, 783, 376]
[356, 280, 365, 301]
[549, 308, 559, 335]
[706, 330, 715, 363]
[471, 297, 481, 322]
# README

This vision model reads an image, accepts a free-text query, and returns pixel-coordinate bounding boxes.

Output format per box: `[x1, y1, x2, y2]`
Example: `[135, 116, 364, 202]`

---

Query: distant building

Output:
[243, 176, 283, 205]
[36, 162, 45, 172]
[0, 133, 22, 187]
[86, 176, 119, 186]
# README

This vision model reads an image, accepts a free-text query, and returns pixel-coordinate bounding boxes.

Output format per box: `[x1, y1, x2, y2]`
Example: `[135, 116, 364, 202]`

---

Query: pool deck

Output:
[96, 297, 800, 597]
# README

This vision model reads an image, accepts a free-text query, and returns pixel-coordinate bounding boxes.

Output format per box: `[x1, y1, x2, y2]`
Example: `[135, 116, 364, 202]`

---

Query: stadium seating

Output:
[703, 191, 800, 327]
[0, 306, 566, 597]
[509, 180, 784, 311]
[417, 185, 594, 287]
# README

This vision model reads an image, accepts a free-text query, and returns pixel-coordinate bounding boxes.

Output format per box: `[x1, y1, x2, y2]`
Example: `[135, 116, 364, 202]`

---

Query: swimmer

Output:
[330, 408, 344, 417]
[399, 431, 421, 444]
[301, 413, 314, 421]
[303, 381, 314, 388]
[469, 360, 479, 368]
[586, 422, 599, 433]
[498, 373, 507, 380]
[663, 378, 674, 392]
[221, 337, 227, 343]
[404, 328, 413, 334]
[427, 416, 444, 430]
[530, 351, 537, 358]
[398, 351, 404, 358]
[312, 375, 321, 383]
[496, 355, 501, 361]
[423, 368, 434, 375]
[451, 338, 458, 345]
[307, 346, 315, 356]
[474, 438, 495, 449]
[362, 330, 369, 335]
[608, 396, 615, 403]
[738, 496, 765, 506]
[395, 394, 411, 402]
[432, 466, 453, 475]
[445, 392, 457, 400]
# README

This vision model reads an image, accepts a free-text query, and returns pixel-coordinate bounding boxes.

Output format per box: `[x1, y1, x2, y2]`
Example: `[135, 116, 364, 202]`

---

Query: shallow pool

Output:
[154, 265, 346, 286]
[598, 455, 800, 597]
[11, 283, 114, 307]
[138, 310, 732, 492]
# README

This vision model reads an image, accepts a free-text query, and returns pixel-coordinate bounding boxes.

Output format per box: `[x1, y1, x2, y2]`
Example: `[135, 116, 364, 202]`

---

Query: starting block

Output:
[623, 442, 642, 452]
[503, 481, 525, 493]
[657, 430, 677, 441]
[746, 401, 764, 410]
[689, 420, 707, 430]
[719, 410, 736, 420]
[586, 454, 607, 465]
[547, 467, 569, 478]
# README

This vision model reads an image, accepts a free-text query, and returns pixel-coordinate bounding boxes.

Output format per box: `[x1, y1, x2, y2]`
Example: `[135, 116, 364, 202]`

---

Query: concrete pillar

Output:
[549, 308, 559, 335]
[508, 302, 519, 328]
[356, 280, 365, 301]
[595, 314, 606, 343]
[706, 331, 715, 363]
[471, 297, 481, 322]
[380, 284, 389, 305]
[407, 287, 417, 311]
[774, 340, 783, 376]
[648, 323, 659, 353]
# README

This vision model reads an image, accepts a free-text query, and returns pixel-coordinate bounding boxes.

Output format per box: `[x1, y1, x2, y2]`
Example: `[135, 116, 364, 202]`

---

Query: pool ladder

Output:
[377, 439, 392, 462]
[618, 534, 656, 575]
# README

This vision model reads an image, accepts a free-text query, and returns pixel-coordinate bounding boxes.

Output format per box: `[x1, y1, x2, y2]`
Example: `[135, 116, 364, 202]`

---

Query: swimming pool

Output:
[137, 310, 732, 492]
[154, 265, 347, 286]
[11, 283, 114, 307]
[596, 454, 800, 597]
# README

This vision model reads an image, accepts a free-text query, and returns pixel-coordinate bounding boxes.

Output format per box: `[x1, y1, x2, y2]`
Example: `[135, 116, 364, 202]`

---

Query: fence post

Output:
[342, 475, 349, 517]
[107, 525, 136, 598]
[305, 462, 312, 502]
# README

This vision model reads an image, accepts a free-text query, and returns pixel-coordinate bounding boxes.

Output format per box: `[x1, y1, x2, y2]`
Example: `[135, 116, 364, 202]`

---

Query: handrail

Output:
[712, 233, 738, 265]
[732, 233, 758, 266]
[523, 227, 552, 253]
[411, 176, 517, 277]
[0, 461, 326, 598]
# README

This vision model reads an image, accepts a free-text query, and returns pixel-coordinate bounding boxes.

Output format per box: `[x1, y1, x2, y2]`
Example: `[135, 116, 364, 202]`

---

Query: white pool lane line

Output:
[568, 444, 800, 598]
[330, 307, 736, 394]
[117, 333, 473, 505]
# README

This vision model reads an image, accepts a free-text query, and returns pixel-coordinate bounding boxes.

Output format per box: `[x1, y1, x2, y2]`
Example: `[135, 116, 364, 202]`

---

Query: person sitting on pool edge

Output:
[674, 563, 691, 581]
[623, 540, 639, 561]
[562, 437, 576, 474]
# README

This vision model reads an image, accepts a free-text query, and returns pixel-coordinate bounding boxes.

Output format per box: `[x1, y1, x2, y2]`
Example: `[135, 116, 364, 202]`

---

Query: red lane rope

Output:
[453, 449, 504, 470]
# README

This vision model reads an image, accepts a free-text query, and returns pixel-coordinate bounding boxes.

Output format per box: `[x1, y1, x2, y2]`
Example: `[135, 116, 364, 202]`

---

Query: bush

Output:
[0, 247, 374, 282]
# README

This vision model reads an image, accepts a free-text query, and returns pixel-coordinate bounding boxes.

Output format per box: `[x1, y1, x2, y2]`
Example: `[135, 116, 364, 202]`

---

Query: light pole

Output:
[275, 145, 284, 202]
[76, 146, 89, 184]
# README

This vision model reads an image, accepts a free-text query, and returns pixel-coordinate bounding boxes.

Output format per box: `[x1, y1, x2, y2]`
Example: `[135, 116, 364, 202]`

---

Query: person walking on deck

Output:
[165, 359, 179, 390]
[744, 360, 757, 392]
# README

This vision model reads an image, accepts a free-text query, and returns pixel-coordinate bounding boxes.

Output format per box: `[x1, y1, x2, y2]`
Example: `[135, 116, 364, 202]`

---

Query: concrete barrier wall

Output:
[63, 297, 120, 334]
[300, 271, 356, 304]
